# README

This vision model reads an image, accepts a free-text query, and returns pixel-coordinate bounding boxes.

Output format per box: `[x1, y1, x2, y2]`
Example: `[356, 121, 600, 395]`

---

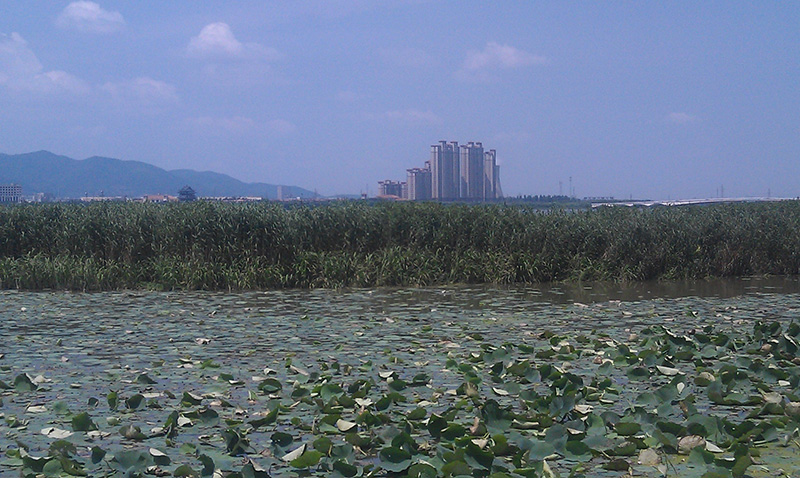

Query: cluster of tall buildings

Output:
[378, 141, 502, 201]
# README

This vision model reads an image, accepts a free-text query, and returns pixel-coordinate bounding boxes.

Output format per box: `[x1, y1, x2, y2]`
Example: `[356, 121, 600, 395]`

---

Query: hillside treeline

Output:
[0, 201, 798, 290]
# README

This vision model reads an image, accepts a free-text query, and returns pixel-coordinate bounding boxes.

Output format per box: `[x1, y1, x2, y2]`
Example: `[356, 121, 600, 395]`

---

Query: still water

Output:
[2, 277, 800, 475]
[3, 276, 800, 361]
[3, 276, 800, 379]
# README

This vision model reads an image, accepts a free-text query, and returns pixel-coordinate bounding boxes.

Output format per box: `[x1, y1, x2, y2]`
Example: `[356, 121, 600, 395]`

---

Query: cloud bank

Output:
[102, 77, 178, 112]
[463, 42, 546, 71]
[457, 42, 546, 81]
[187, 23, 280, 61]
[56, 1, 126, 34]
[0, 32, 89, 95]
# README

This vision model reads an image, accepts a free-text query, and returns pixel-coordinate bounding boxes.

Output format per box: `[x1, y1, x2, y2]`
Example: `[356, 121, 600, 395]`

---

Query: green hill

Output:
[0, 151, 316, 199]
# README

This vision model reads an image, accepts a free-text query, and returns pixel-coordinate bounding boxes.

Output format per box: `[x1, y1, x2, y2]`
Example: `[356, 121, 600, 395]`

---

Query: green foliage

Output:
[6, 287, 800, 476]
[2, 200, 800, 290]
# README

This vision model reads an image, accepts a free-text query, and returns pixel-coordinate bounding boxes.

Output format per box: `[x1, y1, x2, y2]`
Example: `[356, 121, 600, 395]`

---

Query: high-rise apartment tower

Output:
[378, 180, 404, 198]
[483, 149, 497, 200]
[406, 163, 432, 200]
[381, 140, 501, 201]
[430, 141, 460, 200]
[459, 142, 485, 199]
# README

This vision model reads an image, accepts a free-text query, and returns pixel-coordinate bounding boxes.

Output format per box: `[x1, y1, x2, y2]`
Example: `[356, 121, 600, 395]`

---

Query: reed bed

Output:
[1, 200, 799, 290]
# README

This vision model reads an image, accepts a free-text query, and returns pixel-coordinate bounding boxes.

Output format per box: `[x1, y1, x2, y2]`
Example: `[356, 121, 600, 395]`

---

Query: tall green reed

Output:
[1, 200, 799, 290]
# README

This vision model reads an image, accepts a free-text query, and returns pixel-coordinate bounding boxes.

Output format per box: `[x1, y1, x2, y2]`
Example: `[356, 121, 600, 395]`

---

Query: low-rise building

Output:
[0, 184, 22, 203]
[141, 194, 177, 203]
[178, 186, 197, 202]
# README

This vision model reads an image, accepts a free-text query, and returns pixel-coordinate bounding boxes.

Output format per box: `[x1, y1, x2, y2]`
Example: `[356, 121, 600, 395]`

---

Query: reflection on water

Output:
[4, 277, 800, 347]
[508, 275, 800, 304]
[157, 275, 780, 315]
[278, 275, 800, 317]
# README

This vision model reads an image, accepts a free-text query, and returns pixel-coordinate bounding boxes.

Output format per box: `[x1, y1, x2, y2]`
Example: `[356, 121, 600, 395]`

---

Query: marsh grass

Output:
[1, 201, 799, 290]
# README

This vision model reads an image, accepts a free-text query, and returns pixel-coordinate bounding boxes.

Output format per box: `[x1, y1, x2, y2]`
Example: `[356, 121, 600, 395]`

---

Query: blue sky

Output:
[0, 1, 797, 199]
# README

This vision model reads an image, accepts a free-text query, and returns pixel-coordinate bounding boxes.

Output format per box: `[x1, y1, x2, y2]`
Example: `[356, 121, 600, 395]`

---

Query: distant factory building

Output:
[0, 184, 22, 203]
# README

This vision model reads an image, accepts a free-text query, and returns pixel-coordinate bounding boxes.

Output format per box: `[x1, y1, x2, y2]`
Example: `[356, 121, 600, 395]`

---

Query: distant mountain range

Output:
[0, 151, 316, 200]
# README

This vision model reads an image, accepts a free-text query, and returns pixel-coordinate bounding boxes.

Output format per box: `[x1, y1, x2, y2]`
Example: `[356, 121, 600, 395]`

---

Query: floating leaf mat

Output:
[2, 286, 800, 477]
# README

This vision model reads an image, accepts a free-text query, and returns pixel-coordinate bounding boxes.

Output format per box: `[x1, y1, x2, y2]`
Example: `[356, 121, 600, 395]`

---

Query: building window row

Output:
[0, 184, 22, 203]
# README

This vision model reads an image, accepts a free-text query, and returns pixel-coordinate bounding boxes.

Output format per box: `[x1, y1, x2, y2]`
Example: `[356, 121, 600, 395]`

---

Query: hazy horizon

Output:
[1, 2, 797, 199]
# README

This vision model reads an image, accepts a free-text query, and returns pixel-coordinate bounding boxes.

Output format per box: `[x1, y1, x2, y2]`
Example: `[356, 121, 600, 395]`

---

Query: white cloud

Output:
[187, 23, 241, 58]
[0, 32, 40, 77]
[463, 42, 546, 71]
[185, 115, 296, 136]
[36, 70, 90, 94]
[0, 32, 89, 95]
[0, 32, 42, 83]
[187, 23, 280, 61]
[56, 1, 125, 34]
[666, 112, 699, 124]
[367, 109, 441, 125]
[102, 77, 178, 111]
[457, 42, 545, 82]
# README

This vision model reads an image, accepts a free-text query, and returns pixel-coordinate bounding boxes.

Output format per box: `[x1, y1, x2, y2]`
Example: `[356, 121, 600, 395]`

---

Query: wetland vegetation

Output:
[5, 200, 800, 476]
[1, 201, 800, 291]
[3, 285, 800, 477]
